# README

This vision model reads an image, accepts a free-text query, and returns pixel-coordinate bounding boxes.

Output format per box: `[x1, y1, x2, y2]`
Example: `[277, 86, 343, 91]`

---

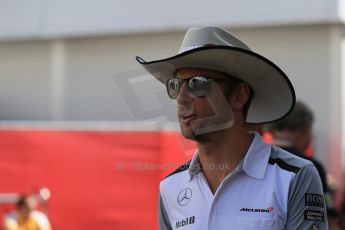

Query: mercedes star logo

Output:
[177, 188, 192, 206]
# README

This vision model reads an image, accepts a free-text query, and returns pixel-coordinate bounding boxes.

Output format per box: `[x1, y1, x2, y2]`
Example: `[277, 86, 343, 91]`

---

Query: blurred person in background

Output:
[339, 195, 345, 229]
[265, 100, 338, 229]
[3, 194, 52, 230]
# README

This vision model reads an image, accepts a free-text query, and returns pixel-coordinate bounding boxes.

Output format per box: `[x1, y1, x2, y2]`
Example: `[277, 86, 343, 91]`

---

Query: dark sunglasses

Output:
[166, 76, 227, 99]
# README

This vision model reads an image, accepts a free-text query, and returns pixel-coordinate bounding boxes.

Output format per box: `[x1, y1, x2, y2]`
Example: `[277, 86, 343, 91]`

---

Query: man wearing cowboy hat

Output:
[137, 26, 327, 229]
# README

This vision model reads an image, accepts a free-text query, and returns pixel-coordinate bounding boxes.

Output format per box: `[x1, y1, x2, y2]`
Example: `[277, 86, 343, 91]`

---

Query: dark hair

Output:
[225, 76, 254, 121]
[266, 101, 313, 131]
[16, 195, 28, 209]
[243, 86, 254, 120]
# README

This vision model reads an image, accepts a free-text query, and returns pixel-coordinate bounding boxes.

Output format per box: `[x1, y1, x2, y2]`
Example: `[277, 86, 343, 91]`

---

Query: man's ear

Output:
[230, 83, 251, 110]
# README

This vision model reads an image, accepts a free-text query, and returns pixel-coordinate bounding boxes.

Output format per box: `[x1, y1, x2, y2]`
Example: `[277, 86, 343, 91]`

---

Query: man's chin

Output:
[180, 126, 195, 140]
[180, 126, 206, 142]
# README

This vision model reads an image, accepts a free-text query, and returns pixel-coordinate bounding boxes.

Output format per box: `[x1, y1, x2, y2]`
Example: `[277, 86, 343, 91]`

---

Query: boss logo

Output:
[305, 193, 325, 208]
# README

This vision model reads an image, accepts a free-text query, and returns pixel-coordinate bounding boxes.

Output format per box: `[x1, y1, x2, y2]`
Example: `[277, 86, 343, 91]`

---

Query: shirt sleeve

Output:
[286, 164, 328, 230]
[158, 193, 173, 230]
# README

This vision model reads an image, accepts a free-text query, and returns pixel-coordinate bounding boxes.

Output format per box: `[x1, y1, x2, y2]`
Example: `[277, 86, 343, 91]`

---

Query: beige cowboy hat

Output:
[136, 26, 295, 123]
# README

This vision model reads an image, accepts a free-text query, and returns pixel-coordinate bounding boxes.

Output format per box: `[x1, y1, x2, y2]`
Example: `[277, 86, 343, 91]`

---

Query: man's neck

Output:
[196, 127, 253, 194]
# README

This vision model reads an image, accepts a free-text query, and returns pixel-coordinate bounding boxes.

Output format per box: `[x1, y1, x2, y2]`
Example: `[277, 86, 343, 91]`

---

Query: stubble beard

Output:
[180, 110, 235, 143]
[180, 120, 223, 143]
[178, 83, 235, 142]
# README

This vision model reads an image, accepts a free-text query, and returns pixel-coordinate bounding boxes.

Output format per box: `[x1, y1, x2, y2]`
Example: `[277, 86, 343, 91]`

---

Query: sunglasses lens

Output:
[166, 78, 181, 99]
[166, 76, 213, 99]
[188, 76, 211, 96]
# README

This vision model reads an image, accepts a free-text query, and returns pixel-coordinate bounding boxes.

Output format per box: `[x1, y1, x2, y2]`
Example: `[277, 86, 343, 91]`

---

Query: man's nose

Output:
[176, 83, 192, 105]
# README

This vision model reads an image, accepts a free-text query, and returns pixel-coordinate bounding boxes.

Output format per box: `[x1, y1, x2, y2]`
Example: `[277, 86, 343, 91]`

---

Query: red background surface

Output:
[0, 130, 194, 230]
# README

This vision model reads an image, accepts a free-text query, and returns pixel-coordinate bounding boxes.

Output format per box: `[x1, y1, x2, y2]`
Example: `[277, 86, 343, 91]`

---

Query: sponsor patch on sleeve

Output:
[304, 210, 325, 222]
[305, 193, 325, 208]
[311, 224, 320, 230]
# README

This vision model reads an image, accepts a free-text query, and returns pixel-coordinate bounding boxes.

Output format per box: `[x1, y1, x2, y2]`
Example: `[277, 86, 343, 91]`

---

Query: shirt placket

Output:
[207, 169, 241, 230]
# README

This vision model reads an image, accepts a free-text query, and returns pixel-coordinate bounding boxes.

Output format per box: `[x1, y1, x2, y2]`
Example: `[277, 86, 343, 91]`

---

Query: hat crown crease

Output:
[178, 26, 251, 54]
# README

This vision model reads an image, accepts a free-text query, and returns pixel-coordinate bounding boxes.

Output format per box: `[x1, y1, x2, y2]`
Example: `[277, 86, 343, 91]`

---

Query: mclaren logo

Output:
[240, 207, 273, 213]
[177, 188, 192, 206]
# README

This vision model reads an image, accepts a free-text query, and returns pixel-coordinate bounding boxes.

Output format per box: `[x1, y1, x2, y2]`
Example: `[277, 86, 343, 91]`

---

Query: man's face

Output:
[175, 68, 235, 141]
[26, 195, 38, 210]
[271, 127, 312, 153]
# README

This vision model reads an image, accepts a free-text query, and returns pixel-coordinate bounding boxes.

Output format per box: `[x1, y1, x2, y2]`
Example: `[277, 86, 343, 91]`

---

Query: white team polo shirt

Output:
[158, 132, 327, 230]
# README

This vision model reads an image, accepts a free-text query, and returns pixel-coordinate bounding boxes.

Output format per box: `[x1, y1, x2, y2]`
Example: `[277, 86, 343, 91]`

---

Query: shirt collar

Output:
[241, 132, 271, 179]
[187, 132, 271, 181]
[187, 151, 202, 181]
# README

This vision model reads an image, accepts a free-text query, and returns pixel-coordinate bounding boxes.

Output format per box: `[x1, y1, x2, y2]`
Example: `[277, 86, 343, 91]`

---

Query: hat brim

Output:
[136, 46, 295, 123]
